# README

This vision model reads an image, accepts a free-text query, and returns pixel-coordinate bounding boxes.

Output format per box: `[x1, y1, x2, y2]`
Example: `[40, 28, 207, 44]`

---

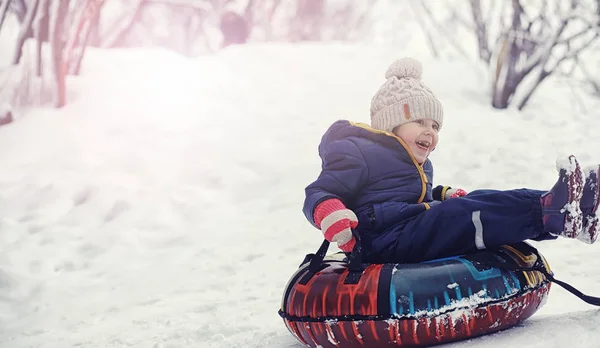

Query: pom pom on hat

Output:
[385, 57, 423, 80]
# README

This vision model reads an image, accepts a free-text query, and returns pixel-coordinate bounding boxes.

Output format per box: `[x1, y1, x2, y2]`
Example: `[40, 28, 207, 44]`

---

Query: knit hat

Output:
[370, 57, 443, 132]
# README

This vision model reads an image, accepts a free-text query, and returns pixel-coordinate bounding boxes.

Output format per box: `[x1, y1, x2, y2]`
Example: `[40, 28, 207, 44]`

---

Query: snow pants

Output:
[364, 189, 554, 264]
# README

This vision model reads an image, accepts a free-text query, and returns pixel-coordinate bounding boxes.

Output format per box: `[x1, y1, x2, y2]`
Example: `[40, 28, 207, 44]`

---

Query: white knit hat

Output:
[370, 57, 443, 132]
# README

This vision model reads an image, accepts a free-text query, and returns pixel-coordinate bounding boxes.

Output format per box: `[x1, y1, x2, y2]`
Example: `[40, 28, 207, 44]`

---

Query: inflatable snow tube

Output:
[278, 241, 552, 348]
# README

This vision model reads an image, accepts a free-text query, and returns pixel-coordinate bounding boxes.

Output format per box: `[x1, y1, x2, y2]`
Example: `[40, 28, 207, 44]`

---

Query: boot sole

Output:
[581, 166, 600, 244]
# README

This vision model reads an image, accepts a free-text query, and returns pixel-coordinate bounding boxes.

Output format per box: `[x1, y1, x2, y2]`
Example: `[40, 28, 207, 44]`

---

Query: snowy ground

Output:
[0, 40, 600, 348]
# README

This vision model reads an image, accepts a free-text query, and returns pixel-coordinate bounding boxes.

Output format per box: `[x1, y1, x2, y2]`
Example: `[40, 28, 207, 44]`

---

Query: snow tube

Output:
[278, 240, 552, 347]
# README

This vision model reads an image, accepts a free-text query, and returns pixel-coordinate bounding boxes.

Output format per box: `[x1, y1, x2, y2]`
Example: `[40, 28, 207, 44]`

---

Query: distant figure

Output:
[0, 109, 13, 126]
[219, 11, 250, 48]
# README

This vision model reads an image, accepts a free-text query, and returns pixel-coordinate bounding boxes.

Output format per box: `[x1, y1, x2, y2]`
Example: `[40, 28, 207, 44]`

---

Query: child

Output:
[302, 57, 600, 264]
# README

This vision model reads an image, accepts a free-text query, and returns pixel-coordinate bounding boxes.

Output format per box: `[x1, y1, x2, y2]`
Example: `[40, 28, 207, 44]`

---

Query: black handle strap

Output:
[543, 271, 600, 306]
[344, 231, 367, 284]
[299, 230, 367, 285]
[479, 248, 600, 307]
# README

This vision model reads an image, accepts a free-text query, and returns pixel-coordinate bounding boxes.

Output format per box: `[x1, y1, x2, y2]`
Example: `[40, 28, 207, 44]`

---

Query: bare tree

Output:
[414, 0, 598, 110]
[490, 0, 600, 110]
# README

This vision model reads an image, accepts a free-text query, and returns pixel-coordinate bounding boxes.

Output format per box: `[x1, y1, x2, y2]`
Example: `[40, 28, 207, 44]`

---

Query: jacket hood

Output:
[318, 120, 432, 170]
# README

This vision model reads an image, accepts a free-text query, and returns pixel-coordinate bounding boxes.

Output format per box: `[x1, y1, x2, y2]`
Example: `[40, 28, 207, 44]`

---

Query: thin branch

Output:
[418, 0, 470, 58]
[408, 0, 439, 58]
[566, 75, 588, 113]
[558, 24, 594, 43]
[104, 0, 147, 48]
[555, 32, 600, 65]
[0, 0, 11, 32]
[517, 4, 573, 80]
[469, 0, 491, 63]
[577, 57, 600, 95]
[450, 4, 472, 30]
[12, 0, 39, 65]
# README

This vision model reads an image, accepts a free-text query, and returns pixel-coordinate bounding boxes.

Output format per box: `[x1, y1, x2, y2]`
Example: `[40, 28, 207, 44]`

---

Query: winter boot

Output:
[580, 165, 600, 244]
[540, 155, 584, 239]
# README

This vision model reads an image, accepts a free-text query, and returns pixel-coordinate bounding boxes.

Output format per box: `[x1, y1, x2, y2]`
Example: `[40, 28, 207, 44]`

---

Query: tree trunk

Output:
[34, 0, 50, 76]
[491, 0, 523, 109]
[51, 0, 69, 108]
[12, 0, 39, 65]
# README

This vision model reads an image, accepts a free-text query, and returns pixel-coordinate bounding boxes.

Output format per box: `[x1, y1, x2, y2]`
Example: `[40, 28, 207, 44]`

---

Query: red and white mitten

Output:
[314, 198, 358, 252]
[446, 188, 468, 199]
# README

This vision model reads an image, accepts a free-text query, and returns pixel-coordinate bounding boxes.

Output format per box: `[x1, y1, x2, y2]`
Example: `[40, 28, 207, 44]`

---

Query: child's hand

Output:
[446, 188, 468, 199]
[433, 185, 468, 201]
[314, 198, 358, 252]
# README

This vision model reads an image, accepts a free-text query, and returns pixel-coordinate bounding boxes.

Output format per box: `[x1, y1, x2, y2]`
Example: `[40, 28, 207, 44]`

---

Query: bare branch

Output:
[516, 3, 574, 80]
[555, 32, 600, 65]
[408, 0, 439, 58]
[104, 0, 147, 48]
[558, 24, 594, 43]
[469, 0, 491, 63]
[417, 0, 470, 58]
[267, 0, 283, 23]
[8, 0, 26, 22]
[0, 0, 11, 32]
[12, 0, 39, 65]
[449, 4, 472, 30]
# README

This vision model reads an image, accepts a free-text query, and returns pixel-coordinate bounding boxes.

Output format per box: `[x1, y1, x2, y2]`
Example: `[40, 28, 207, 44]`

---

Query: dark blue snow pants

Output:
[362, 189, 554, 264]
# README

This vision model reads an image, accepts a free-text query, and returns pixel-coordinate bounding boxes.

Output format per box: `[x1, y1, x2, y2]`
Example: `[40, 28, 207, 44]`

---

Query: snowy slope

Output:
[0, 42, 599, 348]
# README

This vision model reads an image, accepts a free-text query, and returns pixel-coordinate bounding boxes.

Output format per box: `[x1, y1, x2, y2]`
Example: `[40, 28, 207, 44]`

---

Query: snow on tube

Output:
[278, 241, 552, 348]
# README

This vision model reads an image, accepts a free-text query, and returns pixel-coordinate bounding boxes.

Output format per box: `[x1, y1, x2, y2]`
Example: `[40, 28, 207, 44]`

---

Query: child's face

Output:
[392, 119, 439, 164]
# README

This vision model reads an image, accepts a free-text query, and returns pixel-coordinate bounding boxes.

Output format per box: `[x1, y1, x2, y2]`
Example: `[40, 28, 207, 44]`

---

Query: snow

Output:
[1, 27, 600, 348]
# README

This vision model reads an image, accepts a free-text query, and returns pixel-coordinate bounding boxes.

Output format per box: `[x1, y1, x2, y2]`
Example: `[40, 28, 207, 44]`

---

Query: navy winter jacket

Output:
[303, 120, 439, 258]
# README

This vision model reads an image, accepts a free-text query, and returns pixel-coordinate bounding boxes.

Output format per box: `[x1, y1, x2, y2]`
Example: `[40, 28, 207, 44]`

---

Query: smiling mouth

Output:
[416, 140, 430, 151]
